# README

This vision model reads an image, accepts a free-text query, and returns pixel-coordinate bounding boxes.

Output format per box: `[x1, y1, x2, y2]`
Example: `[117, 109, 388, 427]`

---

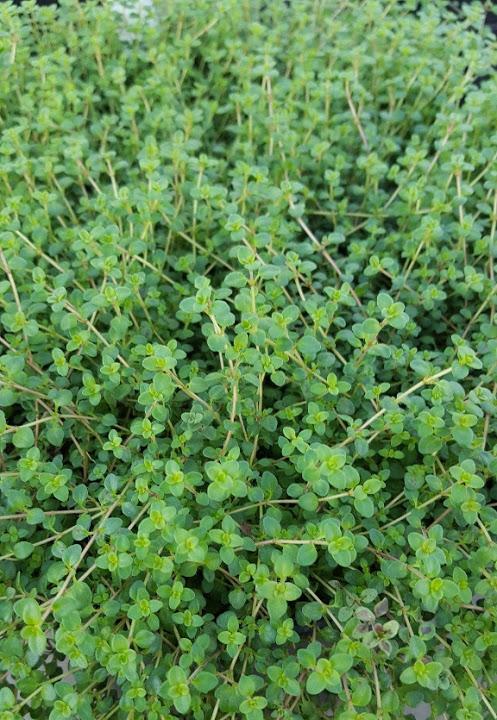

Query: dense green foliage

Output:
[1, 0, 497, 718]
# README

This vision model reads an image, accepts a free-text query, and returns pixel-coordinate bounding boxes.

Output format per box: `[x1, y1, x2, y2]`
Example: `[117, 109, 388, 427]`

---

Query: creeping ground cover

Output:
[1, 0, 497, 718]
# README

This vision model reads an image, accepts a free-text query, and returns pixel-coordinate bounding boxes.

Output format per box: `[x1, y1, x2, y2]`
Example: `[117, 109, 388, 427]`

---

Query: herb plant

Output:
[1, 1, 497, 718]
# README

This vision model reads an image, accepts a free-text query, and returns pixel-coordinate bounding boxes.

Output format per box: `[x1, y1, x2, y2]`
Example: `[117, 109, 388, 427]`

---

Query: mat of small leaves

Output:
[0, 1, 497, 719]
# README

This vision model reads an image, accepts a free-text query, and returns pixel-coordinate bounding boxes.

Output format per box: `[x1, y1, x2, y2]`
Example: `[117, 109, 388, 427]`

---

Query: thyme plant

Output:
[1, 1, 497, 719]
